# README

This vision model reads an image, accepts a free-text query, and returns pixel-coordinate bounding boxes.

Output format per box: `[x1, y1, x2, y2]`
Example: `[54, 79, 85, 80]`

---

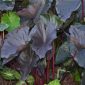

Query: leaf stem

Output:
[52, 42, 55, 80]
[81, 0, 84, 20]
[46, 54, 50, 82]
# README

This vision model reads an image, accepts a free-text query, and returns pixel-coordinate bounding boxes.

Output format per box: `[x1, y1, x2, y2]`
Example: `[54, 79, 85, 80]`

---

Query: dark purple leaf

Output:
[74, 49, 85, 68]
[1, 26, 30, 59]
[69, 24, 85, 68]
[55, 0, 81, 21]
[29, 21, 57, 59]
[69, 24, 85, 48]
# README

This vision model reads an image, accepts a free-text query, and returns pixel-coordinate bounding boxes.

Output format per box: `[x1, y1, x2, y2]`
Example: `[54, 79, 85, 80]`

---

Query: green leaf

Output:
[49, 14, 64, 26]
[0, 67, 21, 80]
[16, 81, 27, 85]
[63, 58, 73, 67]
[26, 75, 34, 85]
[11, 69, 21, 80]
[48, 79, 61, 85]
[0, 23, 9, 31]
[73, 70, 81, 82]
[1, 12, 20, 32]
[40, 14, 63, 27]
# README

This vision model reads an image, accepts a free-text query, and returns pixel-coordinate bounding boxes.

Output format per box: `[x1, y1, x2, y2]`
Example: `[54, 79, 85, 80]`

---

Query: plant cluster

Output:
[0, 0, 85, 85]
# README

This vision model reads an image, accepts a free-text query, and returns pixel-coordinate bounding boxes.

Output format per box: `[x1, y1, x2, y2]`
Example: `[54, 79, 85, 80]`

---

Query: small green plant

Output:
[0, 67, 21, 80]
[1, 12, 20, 32]
[44, 79, 61, 85]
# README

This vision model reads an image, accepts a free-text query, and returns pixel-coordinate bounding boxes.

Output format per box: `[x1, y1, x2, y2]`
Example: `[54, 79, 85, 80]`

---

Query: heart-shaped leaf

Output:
[1, 26, 30, 59]
[69, 24, 85, 48]
[69, 24, 85, 68]
[29, 21, 57, 59]
[55, 0, 81, 21]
